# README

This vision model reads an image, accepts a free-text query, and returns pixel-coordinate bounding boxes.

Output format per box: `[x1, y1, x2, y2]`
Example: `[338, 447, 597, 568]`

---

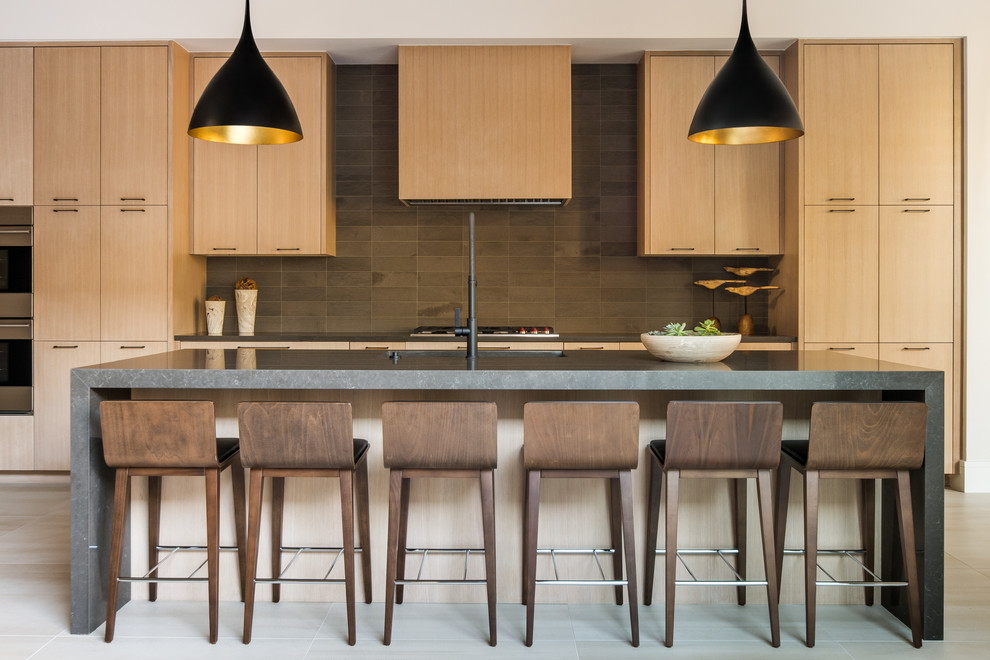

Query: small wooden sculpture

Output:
[693, 279, 746, 330]
[724, 285, 780, 336]
[723, 266, 775, 277]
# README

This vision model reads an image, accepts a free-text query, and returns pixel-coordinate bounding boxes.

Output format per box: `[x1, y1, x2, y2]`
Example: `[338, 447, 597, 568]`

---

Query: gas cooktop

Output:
[411, 325, 558, 337]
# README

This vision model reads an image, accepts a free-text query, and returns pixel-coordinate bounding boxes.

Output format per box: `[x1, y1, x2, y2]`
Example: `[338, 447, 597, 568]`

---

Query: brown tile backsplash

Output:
[206, 64, 773, 336]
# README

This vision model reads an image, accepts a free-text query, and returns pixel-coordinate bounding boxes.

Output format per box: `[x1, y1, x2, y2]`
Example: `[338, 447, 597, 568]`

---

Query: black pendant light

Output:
[688, 0, 803, 145]
[188, 0, 302, 145]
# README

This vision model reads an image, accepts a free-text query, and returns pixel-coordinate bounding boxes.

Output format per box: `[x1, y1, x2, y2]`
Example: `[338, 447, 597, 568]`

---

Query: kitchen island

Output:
[69, 348, 944, 639]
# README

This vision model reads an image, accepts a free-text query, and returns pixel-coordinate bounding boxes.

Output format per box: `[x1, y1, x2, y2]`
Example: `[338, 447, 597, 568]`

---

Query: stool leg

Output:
[270, 477, 284, 603]
[608, 476, 624, 606]
[619, 470, 639, 648]
[894, 471, 923, 648]
[861, 478, 876, 607]
[774, 462, 792, 598]
[803, 470, 820, 648]
[756, 470, 781, 648]
[733, 478, 748, 606]
[664, 469, 679, 648]
[355, 458, 373, 605]
[147, 475, 161, 603]
[105, 468, 130, 643]
[243, 469, 264, 644]
[339, 470, 357, 646]
[230, 455, 247, 603]
[643, 454, 662, 607]
[480, 470, 497, 646]
[524, 470, 541, 647]
[394, 476, 411, 605]
[206, 467, 221, 644]
[384, 470, 402, 646]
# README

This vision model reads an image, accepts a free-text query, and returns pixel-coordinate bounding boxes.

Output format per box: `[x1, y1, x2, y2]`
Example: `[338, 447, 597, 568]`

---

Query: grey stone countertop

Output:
[173, 332, 797, 343]
[72, 348, 937, 392]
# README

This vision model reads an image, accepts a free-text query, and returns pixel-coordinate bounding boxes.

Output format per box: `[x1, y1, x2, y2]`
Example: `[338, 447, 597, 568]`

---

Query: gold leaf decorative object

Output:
[723, 266, 775, 277]
[725, 285, 780, 296]
[693, 279, 747, 290]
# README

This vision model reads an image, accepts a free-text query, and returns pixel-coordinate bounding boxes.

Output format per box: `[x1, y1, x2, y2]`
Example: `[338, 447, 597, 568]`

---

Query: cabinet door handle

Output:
[481, 346, 511, 350]
[53, 345, 79, 349]
[53, 208, 79, 213]
[903, 209, 931, 213]
[212, 247, 237, 251]
[120, 197, 146, 202]
[670, 247, 696, 251]
[0, 197, 13, 202]
[901, 346, 931, 351]
[362, 346, 390, 350]
[120, 208, 146, 213]
[276, 247, 301, 251]
[903, 197, 931, 201]
[828, 197, 855, 201]
[735, 247, 760, 251]
[119, 345, 146, 349]
[53, 197, 79, 202]
[827, 347, 855, 351]
[828, 209, 856, 213]
[0, 229, 31, 234]
[239, 346, 289, 349]
[579, 346, 605, 350]
[0, 322, 31, 328]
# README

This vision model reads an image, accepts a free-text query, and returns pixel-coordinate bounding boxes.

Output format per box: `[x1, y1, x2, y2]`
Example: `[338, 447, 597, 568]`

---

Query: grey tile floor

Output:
[1, 481, 988, 658]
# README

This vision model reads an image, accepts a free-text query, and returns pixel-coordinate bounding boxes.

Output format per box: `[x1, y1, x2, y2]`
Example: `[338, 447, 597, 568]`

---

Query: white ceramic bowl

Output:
[640, 332, 742, 363]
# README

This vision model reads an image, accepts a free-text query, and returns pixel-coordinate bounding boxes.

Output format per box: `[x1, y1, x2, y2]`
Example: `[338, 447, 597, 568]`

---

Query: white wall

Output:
[4, 0, 989, 487]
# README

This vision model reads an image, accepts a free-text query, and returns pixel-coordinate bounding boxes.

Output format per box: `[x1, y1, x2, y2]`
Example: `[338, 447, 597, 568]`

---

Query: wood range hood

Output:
[398, 45, 572, 206]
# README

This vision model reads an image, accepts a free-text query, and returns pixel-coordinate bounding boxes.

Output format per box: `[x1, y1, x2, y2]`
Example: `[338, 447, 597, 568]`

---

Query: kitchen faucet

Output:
[453, 212, 478, 360]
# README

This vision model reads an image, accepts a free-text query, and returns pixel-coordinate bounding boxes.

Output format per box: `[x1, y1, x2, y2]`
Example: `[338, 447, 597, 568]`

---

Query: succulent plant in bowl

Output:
[641, 320, 741, 363]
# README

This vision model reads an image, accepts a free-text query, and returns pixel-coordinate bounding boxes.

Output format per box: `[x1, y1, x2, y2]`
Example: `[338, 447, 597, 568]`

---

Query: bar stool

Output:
[644, 401, 782, 648]
[237, 401, 372, 646]
[381, 401, 498, 646]
[100, 400, 246, 644]
[522, 401, 640, 647]
[774, 401, 926, 648]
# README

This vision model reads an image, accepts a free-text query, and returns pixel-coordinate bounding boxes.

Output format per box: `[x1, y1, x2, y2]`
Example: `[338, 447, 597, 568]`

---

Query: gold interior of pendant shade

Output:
[689, 125, 805, 146]
[188, 124, 303, 145]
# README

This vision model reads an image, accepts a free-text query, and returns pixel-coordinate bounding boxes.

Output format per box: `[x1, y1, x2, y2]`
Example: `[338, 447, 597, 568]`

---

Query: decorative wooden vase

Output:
[737, 313, 755, 336]
[205, 300, 225, 336]
[235, 289, 257, 336]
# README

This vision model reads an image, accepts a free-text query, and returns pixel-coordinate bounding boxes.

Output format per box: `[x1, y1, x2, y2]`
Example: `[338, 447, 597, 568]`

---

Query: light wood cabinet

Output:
[34, 47, 101, 206]
[33, 206, 101, 341]
[879, 45, 954, 206]
[399, 46, 571, 203]
[101, 206, 169, 341]
[639, 53, 780, 256]
[192, 53, 334, 256]
[33, 341, 102, 471]
[879, 343, 953, 472]
[101, 46, 169, 205]
[803, 206, 879, 343]
[879, 206, 953, 342]
[0, 48, 33, 205]
[804, 343, 880, 360]
[101, 342, 169, 363]
[0, 415, 34, 471]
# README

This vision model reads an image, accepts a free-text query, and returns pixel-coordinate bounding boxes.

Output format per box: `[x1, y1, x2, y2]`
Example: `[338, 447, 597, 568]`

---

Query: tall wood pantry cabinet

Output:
[775, 40, 961, 473]
[22, 42, 204, 471]
[190, 52, 335, 256]
[638, 52, 781, 256]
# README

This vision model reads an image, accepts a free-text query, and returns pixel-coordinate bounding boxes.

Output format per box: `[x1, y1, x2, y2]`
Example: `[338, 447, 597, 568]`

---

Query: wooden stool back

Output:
[237, 402, 356, 469]
[382, 401, 497, 469]
[100, 400, 219, 468]
[807, 402, 927, 470]
[523, 401, 639, 470]
[664, 401, 783, 471]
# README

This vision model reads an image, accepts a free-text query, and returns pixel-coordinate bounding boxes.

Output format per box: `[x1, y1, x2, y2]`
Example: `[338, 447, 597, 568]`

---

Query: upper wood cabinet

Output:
[879, 45, 955, 205]
[639, 53, 780, 256]
[34, 47, 101, 205]
[0, 48, 33, 205]
[191, 53, 334, 256]
[33, 341, 102, 471]
[803, 43, 954, 207]
[398, 46, 571, 203]
[101, 46, 169, 205]
[33, 206, 102, 341]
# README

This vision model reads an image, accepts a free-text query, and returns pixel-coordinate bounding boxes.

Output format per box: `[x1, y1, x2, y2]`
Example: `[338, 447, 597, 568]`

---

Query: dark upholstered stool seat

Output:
[523, 401, 640, 648]
[645, 401, 783, 649]
[382, 401, 499, 647]
[101, 400, 246, 645]
[237, 402, 372, 647]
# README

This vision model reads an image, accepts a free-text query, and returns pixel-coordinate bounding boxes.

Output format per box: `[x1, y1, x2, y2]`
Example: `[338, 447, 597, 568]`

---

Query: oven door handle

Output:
[0, 229, 31, 234]
[0, 323, 32, 328]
